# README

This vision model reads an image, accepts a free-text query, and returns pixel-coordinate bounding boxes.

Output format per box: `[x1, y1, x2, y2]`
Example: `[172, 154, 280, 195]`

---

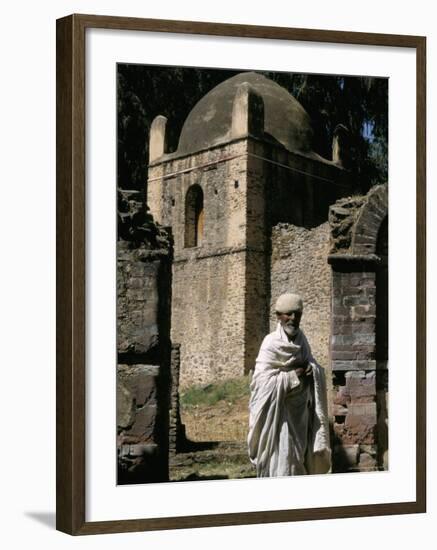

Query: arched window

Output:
[185, 185, 204, 248]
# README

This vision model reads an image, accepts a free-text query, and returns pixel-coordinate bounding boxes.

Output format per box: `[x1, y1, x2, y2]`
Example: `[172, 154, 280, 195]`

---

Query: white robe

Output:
[248, 324, 331, 477]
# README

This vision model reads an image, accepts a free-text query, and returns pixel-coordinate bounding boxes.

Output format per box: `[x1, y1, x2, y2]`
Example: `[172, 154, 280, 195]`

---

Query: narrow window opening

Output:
[185, 184, 204, 248]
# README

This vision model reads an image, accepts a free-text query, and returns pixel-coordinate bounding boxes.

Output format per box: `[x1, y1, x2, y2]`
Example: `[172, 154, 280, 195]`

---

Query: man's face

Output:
[276, 308, 303, 337]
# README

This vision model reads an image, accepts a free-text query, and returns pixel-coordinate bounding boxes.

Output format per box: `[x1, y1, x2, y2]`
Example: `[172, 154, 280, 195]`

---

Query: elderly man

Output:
[248, 292, 331, 477]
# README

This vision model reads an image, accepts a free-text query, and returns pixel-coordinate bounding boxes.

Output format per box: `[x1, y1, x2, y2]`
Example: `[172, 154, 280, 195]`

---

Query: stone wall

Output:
[270, 222, 332, 371]
[148, 141, 249, 252]
[169, 344, 186, 455]
[330, 266, 379, 472]
[247, 138, 351, 230]
[117, 364, 166, 482]
[149, 140, 270, 386]
[328, 184, 388, 472]
[116, 190, 173, 484]
[149, 141, 249, 382]
[117, 242, 162, 361]
[173, 249, 247, 386]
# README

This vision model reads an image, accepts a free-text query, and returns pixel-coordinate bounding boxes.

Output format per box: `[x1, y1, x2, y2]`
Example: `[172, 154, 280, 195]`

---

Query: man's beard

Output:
[283, 323, 298, 337]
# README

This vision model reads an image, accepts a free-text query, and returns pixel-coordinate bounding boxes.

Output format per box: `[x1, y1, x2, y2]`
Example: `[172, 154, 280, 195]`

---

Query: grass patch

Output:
[180, 376, 250, 408]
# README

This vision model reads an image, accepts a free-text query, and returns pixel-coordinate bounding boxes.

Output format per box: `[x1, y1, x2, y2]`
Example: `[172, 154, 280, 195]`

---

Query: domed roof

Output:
[176, 72, 314, 155]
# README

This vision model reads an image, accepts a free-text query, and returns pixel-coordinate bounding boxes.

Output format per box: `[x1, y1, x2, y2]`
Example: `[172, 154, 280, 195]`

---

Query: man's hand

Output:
[295, 364, 312, 377]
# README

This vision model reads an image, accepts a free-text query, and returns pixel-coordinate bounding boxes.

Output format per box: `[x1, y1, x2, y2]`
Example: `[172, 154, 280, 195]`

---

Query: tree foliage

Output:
[117, 65, 387, 193]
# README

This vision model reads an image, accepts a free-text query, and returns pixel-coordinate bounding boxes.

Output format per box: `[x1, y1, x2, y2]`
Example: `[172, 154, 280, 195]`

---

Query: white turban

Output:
[275, 292, 303, 313]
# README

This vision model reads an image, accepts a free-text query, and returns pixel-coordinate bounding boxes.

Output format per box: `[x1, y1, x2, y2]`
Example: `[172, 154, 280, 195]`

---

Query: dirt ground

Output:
[169, 391, 255, 481]
[181, 398, 250, 442]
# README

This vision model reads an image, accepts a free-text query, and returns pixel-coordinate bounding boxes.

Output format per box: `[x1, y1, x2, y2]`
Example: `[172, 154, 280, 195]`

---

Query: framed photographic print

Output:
[56, 14, 426, 535]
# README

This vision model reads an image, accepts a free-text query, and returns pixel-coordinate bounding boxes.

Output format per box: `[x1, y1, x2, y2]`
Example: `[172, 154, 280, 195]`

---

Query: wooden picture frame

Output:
[56, 13, 426, 535]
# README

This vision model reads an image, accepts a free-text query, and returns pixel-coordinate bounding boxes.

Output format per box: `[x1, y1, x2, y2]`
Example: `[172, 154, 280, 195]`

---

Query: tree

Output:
[117, 65, 388, 194]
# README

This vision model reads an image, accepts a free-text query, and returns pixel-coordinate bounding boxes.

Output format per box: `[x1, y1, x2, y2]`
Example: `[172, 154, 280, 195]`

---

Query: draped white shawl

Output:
[248, 324, 331, 477]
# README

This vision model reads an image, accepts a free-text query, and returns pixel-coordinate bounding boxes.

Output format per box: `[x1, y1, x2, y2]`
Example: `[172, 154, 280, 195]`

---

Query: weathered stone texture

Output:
[117, 192, 172, 363]
[329, 184, 388, 473]
[329, 195, 366, 253]
[117, 243, 161, 358]
[173, 250, 247, 387]
[118, 364, 159, 440]
[270, 222, 331, 371]
[331, 270, 377, 363]
[332, 370, 379, 471]
[117, 190, 172, 484]
[329, 184, 388, 256]
[174, 72, 314, 157]
[117, 383, 135, 430]
[149, 139, 271, 386]
[117, 362, 170, 483]
[148, 141, 249, 249]
[169, 344, 187, 454]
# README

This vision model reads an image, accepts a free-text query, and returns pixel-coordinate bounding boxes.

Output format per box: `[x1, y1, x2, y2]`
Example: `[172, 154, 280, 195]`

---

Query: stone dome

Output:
[176, 72, 314, 155]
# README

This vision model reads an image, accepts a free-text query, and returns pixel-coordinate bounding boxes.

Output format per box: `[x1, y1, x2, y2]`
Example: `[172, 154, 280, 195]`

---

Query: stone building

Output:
[147, 71, 353, 388]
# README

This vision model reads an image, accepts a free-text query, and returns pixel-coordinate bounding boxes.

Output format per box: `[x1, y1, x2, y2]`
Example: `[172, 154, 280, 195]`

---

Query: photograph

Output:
[2, 0, 433, 545]
[116, 64, 389, 485]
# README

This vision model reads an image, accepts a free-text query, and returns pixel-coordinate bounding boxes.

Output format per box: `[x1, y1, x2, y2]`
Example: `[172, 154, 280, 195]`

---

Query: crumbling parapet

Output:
[328, 184, 388, 472]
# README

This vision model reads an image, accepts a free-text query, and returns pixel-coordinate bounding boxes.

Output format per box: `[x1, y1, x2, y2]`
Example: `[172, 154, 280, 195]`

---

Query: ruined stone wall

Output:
[117, 242, 162, 360]
[169, 344, 186, 455]
[117, 191, 172, 484]
[270, 222, 332, 371]
[173, 250, 246, 387]
[330, 267, 379, 472]
[328, 184, 388, 473]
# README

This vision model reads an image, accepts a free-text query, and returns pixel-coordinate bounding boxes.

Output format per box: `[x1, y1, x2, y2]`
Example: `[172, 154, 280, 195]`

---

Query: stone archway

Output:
[328, 184, 388, 472]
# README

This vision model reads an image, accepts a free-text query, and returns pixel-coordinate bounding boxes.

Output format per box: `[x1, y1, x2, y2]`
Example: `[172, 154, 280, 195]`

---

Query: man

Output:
[248, 292, 331, 477]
